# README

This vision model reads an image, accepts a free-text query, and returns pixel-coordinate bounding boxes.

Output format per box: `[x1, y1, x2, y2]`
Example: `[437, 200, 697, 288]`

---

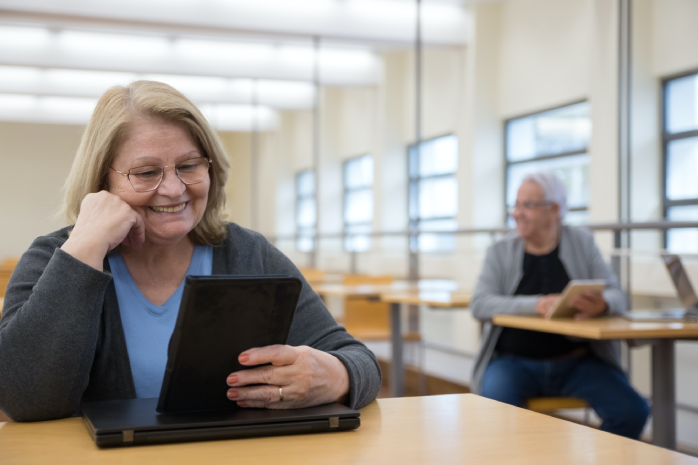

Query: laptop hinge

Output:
[329, 417, 339, 428]
[122, 430, 134, 443]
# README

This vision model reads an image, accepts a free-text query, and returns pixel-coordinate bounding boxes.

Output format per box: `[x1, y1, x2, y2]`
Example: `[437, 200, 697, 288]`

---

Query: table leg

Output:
[390, 302, 404, 397]
[651, 339, 676, 450]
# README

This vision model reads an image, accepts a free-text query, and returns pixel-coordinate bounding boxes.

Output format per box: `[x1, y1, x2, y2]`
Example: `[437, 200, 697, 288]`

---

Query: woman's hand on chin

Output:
[61, 191, 145, 271]
[226, 345, 350, 409]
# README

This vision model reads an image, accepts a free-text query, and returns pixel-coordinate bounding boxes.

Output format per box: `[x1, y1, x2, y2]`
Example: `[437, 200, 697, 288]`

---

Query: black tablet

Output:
[157, 275, 302, 414]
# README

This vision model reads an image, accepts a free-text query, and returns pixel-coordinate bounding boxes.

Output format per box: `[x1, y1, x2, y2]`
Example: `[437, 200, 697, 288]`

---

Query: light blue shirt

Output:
[108, 245, 213, 398]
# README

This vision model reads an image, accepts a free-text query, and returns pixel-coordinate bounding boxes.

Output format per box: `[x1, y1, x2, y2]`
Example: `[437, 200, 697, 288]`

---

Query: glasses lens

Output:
[128, 165, 163, 192]
[176, 158, 210, 184]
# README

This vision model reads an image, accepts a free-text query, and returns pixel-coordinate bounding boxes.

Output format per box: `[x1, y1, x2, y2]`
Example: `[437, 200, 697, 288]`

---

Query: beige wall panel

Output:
[652, 0, 698, 77]
[499, 0, 591, 118]
[215, 131, 251, 229]
[0, 122, 83, 259]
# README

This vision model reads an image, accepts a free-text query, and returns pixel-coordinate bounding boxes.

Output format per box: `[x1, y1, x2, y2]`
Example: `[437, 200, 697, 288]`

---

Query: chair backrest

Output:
[298, 268, 326, 284]
[342, 274, 394, 286]
[0, 257, 20, 298]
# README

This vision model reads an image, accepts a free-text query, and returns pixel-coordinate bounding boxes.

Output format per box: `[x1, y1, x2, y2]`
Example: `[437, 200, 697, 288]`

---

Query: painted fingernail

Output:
[239, 353, 250, 363]
[227, 375, 238, 386]
[227, 390, 239, 400]
[237, 401, 247, 407]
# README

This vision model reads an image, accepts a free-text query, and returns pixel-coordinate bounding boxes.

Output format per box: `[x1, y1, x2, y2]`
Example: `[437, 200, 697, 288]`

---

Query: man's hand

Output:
[571, 291, 608, 320]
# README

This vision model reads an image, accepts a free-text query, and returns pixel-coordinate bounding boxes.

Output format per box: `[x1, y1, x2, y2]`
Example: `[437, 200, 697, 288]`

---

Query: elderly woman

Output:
[470, 172, 649, 439]
[0, 81, 381, 422]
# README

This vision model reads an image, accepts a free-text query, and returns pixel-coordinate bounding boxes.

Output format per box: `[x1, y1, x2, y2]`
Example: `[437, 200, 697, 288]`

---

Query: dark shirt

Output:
[495, 245, 588, 359]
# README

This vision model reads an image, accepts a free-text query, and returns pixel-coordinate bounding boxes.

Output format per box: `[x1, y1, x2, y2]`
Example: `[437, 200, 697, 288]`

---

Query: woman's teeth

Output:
[150, 203, 186, 213]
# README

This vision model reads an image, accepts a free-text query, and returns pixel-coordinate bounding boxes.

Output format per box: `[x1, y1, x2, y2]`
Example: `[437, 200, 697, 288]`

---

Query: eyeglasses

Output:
[507, 201, 554, 214]
[111, 157, 212, 193]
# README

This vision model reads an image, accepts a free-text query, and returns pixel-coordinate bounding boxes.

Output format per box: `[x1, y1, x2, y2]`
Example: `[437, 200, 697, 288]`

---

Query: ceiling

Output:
[0, 0, 470, 129]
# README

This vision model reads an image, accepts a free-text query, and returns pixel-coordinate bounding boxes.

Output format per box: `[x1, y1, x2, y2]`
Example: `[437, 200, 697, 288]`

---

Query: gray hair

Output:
[521, 172, 568, 219]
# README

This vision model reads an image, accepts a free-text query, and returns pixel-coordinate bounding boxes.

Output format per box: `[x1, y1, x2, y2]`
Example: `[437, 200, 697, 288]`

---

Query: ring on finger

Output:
[279, 387, 284, 402]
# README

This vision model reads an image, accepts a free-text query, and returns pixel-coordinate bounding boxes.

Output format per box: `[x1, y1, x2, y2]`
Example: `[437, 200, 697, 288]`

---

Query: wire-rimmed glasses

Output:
[507, 201, 554, 215]
[110, 157, 212, 193]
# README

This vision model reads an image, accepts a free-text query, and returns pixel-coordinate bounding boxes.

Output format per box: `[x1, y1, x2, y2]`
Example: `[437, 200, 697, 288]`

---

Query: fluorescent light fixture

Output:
[0, 65, 42, 85]
[0, 26, 52, 49]
[0, 92, 278, 130]
[0, 65, 315, 108]
[0, 93, 97, 125]
[58, 30, 170, 57]
[46, 69, 137, 91]
[200, 104, 278, 132]
[175, 38, 274, 63]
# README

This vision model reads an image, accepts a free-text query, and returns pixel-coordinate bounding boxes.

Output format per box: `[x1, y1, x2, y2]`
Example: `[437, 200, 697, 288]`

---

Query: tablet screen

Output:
[157, 275, 302, 414]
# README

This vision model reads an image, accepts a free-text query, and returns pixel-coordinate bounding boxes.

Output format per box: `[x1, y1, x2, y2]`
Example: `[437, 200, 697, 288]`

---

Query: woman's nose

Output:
[157, 168, 186, 197]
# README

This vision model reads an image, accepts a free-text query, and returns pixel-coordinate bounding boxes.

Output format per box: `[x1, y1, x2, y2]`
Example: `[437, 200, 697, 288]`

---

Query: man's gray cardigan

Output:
[470, 225, 627, 394]
[0, 223, 381, 421]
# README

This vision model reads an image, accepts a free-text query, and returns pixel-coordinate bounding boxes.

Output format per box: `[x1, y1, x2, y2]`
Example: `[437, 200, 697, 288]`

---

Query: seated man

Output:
[470, 172, 649, 439]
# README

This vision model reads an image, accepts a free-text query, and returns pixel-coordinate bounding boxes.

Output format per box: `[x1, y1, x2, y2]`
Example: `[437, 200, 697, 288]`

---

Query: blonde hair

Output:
[61, 80, 230, 245]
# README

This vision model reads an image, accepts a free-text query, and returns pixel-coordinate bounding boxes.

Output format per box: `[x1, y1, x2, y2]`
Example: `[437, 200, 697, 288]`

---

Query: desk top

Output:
[313, 279, 458, 298]
[0, 394, 694, 465]
[380, 291, 471, 308]
[493, 314, 698, 340]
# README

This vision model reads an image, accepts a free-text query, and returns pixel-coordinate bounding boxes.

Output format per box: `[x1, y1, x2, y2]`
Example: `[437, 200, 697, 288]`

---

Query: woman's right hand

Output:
[60, 191, 145, 270]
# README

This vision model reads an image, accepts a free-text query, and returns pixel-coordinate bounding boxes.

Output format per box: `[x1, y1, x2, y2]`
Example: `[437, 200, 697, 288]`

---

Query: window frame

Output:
[295, 169, 316, 252]
[503, 99, 591, 225]
[343, 154, 374, 252]
[407, 133, 459, 253]
[661, 68, 698, 250]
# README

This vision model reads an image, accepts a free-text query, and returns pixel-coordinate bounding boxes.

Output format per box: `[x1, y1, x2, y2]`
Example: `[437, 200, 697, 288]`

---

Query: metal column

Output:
[652, 339, 677, 450]
[311, 36, 321, 268]
[390, 302, 405, 397]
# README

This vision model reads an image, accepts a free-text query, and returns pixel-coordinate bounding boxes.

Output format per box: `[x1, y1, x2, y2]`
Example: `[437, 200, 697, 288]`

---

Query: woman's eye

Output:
[134, 171, 159, 178]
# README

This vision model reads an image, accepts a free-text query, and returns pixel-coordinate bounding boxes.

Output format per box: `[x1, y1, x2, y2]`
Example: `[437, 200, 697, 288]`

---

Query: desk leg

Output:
[390, 302, 404, 398]
[652, 339, 676, 450]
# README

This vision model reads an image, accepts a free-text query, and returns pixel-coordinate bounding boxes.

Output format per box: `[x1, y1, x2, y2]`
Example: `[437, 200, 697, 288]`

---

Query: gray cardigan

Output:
[0, 223, 381, 421]
[470, 225, 627, 394]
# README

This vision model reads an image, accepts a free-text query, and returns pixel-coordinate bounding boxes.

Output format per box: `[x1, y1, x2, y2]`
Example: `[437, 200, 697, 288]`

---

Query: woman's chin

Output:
[143, 225, 193, 247]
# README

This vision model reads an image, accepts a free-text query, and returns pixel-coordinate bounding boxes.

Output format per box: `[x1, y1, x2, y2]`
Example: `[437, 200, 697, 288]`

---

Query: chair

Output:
[526, 397, 591, 425]
[340, 275, 426, 395]
[0, 257, 20, 298]
[298, 268, 326, 285]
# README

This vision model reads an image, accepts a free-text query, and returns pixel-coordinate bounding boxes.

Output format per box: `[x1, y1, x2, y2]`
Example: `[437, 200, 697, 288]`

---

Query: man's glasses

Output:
[111, 157, 212, 193]
[507, 201, 554, 215]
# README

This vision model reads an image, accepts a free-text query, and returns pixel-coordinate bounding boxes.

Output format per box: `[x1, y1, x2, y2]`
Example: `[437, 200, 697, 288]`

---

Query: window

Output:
[505, 101, 591, 226]
[344, 155, 373, 252]
[296, 170, 316, 252]
[663, 71, 698, 253]
[408, 134, 458, 252]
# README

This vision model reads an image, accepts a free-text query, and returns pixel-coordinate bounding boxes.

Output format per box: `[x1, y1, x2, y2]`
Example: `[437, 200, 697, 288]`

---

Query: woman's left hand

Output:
[226, 345, 350, 409]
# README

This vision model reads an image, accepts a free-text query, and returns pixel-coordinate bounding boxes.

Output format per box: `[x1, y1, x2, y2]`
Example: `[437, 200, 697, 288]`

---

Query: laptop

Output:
[624, 254, 698, 322]
[82, 398, 360, 448]
[81, 275, 361, 447]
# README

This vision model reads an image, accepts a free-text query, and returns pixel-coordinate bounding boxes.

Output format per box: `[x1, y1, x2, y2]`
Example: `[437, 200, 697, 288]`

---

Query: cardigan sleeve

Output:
[470, 243, 539, 321]
[260, 239, 382, 410]
[0, 233, 113, 421]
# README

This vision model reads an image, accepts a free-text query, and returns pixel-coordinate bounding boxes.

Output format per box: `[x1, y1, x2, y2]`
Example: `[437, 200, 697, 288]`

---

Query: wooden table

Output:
[0, 394, 695, 464]
[379, 291, 471, 398]
[493, 314, 698, 450]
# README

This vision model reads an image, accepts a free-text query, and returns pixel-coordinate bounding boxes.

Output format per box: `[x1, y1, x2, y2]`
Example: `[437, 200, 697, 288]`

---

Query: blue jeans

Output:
[481, 354, 650, 439]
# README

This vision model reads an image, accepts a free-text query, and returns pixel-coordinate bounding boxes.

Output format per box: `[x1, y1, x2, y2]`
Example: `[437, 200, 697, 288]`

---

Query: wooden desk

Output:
[0, 394, 694, 464]
[493, 314, 698, 450]
[379, 291, 471, 398]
